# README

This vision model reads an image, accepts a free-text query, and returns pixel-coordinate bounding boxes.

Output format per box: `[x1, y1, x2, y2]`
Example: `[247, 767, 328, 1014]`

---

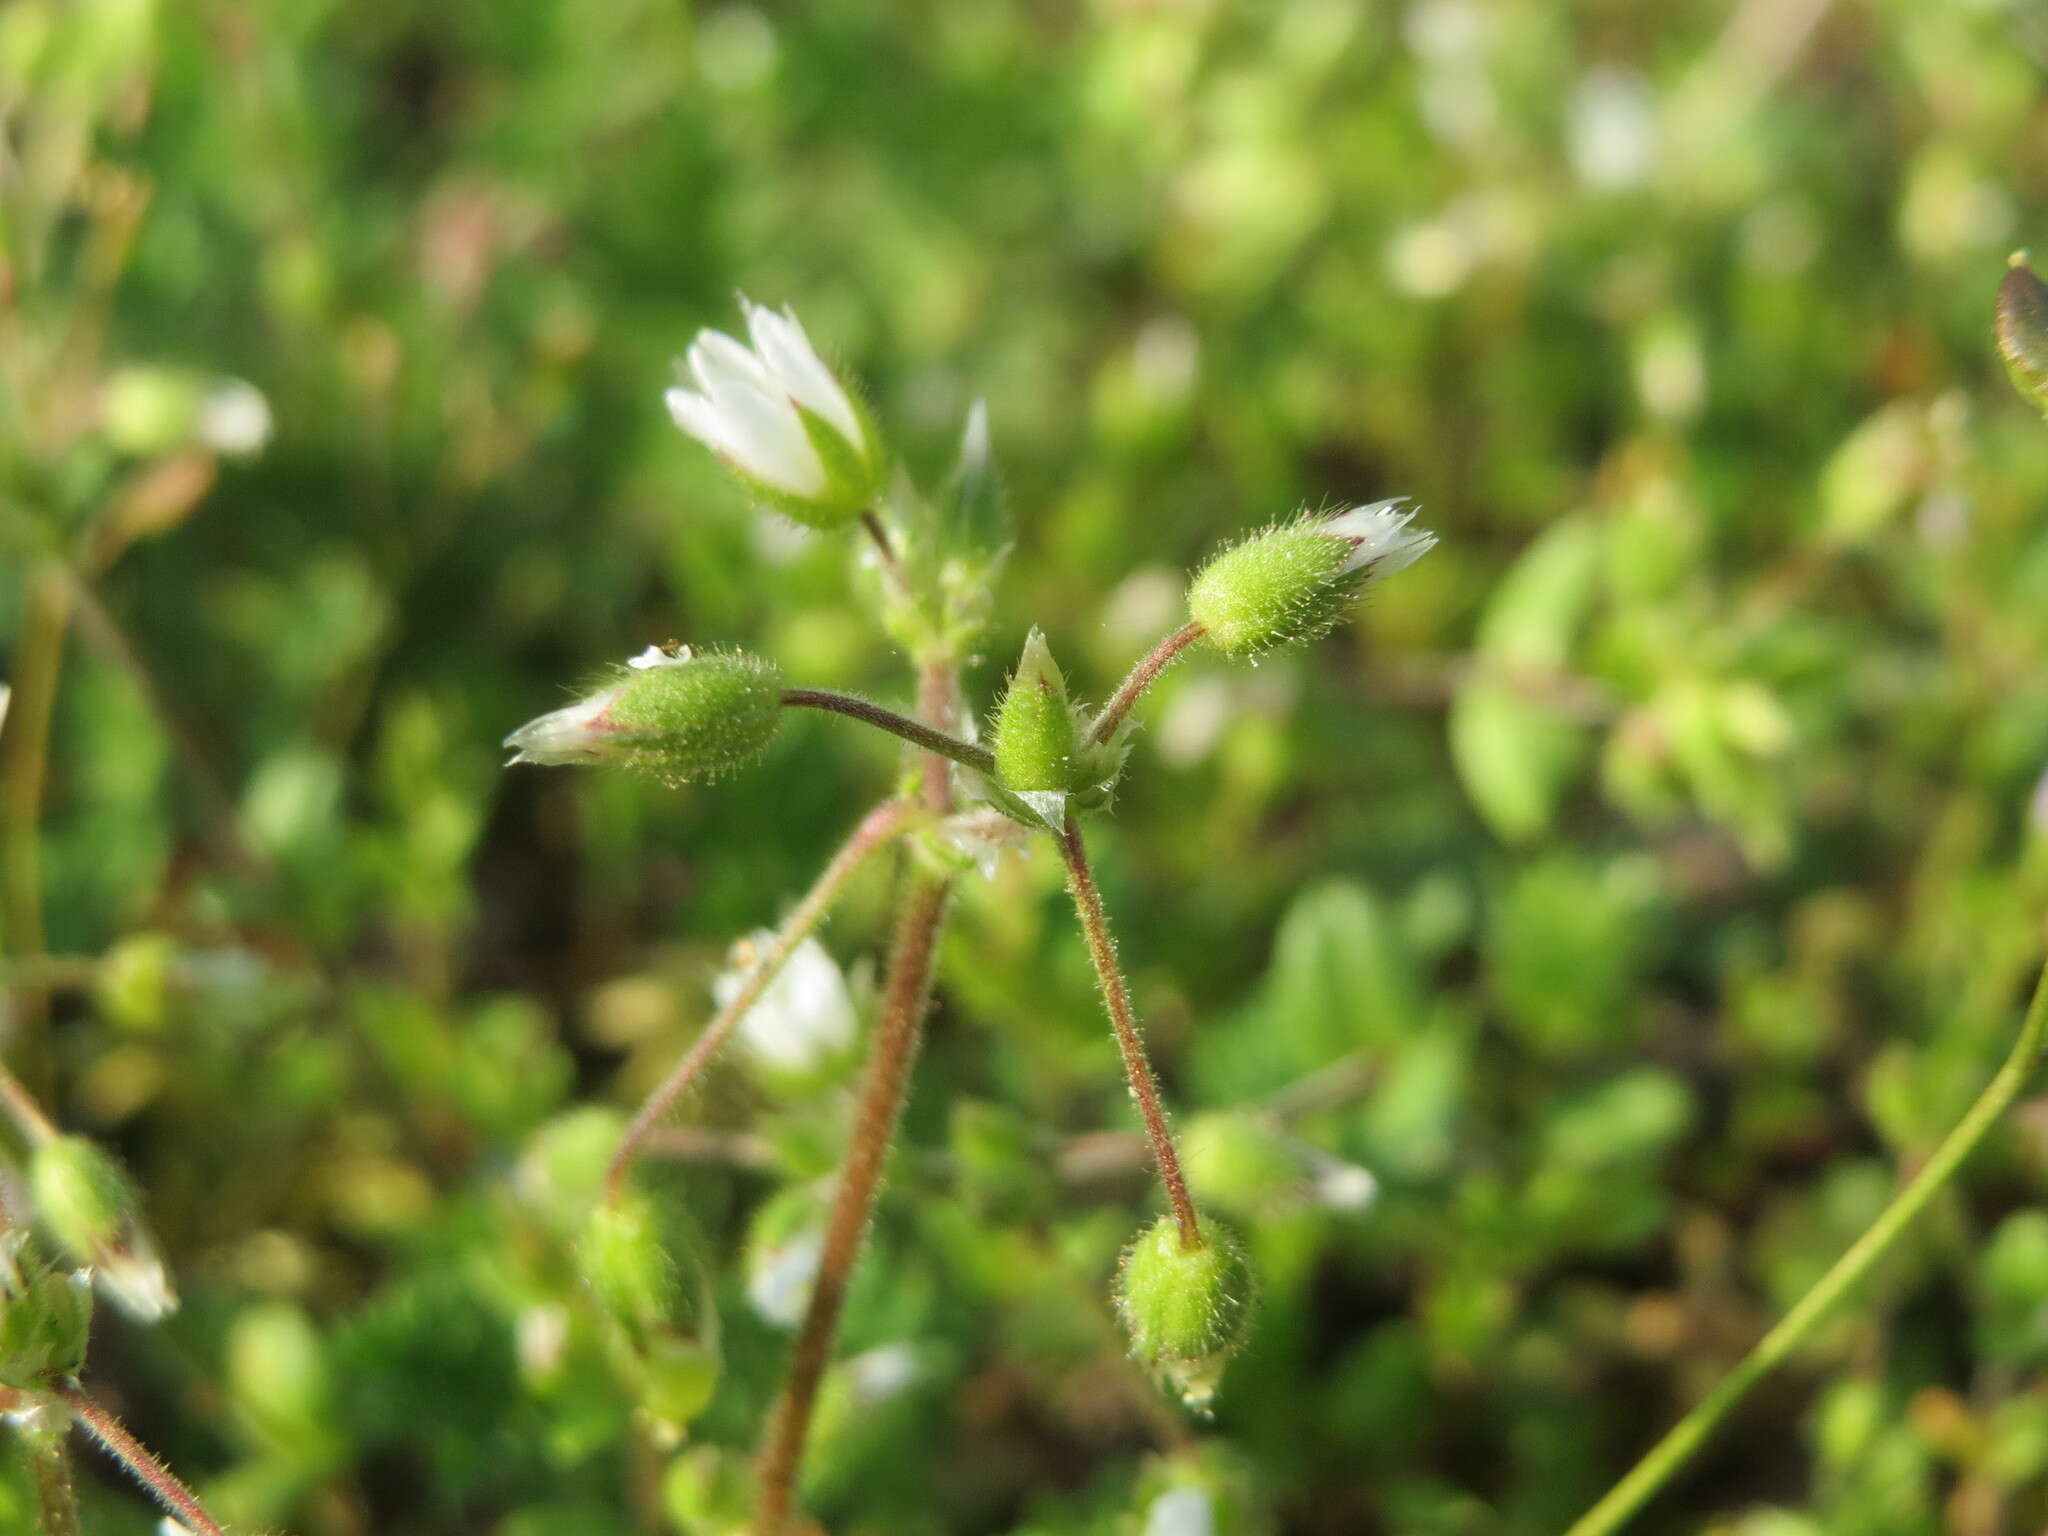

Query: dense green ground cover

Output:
[6, 1, 2048, 1531]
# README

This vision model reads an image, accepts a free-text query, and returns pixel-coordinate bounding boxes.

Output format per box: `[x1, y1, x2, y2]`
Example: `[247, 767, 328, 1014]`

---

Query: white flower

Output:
[716, 933, 857, 1075]
[1322, 499, 1438, 577]
[665, 299, 876, 518]
[502, 686, 624, 766]
[1142, 1486, 1216, 1536]
[747, 1224, 823, 1328]
[199, 378, 273, 456]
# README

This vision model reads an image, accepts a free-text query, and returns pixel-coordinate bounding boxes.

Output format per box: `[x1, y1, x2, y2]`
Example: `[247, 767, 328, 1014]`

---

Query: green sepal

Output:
[1187, 523, 1359, 656]
[0, 1233, 92, 1391]
[1997, 254, 2048, 417]
[30, 1137, 138, 1269]
[993, 629, 1082, 793]
[604, 649, 785, 785]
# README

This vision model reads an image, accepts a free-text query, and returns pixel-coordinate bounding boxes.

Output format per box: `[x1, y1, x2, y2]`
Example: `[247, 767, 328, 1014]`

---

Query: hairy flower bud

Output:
[1997, 253, 2048, 416]
[987, 629, 1132, 827]
[666, 299, 882, 528]
[580, 1192, 681, 1330]
[1115, 1215, 1256, 1411]
[504, 645, 783, 785]
[1187, 501, 1435, 656]
[993, 628, 1081, 793]
[0, 1234, 92, 1391]
[28, 1136, 176, 1322]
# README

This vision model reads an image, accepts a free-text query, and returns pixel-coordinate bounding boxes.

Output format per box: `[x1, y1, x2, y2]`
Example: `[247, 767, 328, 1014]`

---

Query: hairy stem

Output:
[0, 1055, 60, 1145]
[23, 1410, 82, 1536]
[1056, 812, 1201, 1250]
[1, 563, 72, 1096]
[1565, 951, 2048, 1536]
[781, 689, 995, 777]
[1087, 620, 1204, 748]
[754, 869, 952, 1535]
[755, 653, 960, 1533]
[56, 1379, 230, 1536]
[604, 797, 916, 1202]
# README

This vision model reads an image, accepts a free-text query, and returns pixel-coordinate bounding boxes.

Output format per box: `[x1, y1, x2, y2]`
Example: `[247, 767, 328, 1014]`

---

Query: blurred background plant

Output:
[4, 0, 2048, 1532]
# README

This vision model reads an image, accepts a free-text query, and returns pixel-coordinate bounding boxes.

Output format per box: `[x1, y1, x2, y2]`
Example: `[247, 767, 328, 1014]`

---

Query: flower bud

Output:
[28, 1135, 176, 1322]
[993, 628, 1082, 794]
[1115, 1215, 1256, 1412]
[666, 299, 882, 528]
[579, 1192, 681, 1330]
[0, 1234, 92, 1391]
[1187, 501, 1435, 656]
[504, 645, 783, 786]
[988, 629, 1132, 827]
[30, 1136, 134, 1262]
[1997, 253, 2048, 415]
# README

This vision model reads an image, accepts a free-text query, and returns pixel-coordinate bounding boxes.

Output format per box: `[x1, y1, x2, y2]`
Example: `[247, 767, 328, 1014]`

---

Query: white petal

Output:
[1325, 499, 1438, 577]
[704, 374, 826, 496]
[666, 387, 740, 456]
[688, 329, 773, 395]
[722, 933, 857, 1074]
[503, 687, 622, 766]
[747, 302, 864, 449]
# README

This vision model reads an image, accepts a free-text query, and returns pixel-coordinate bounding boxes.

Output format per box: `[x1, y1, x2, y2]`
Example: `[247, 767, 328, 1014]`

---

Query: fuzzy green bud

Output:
[1115, 1215, 1256, 1412]
[27, 1135, 175, 1321]
[0, 1234, 92, 1390]
[1188, 502, 1435, 656]
[1997, 253, 2048, 415]
[504, 645, 783, 785]
[993, 628, 1081, 793]
[579, 1192, 681, 1330]
[31, 1136, 137, 1267]
[987, 629, 1133, 827]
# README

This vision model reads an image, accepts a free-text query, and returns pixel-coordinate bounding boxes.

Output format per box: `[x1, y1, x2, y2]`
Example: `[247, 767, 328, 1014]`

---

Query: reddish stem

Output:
[1056, 813, 1201, 1250]
[1088, 620, 1205, 747]
[754, 870, 952, 1533]
[57, 1380, 229, 1536]
[604, 797, 915, 1202]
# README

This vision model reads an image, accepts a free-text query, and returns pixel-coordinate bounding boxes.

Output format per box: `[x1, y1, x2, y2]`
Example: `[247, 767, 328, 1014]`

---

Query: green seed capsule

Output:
[1115, 1214, 1256, 1411]
[1997, 254, 2048, 416]
[505, 646, 784, 785]
[992, 629, 1082, 793]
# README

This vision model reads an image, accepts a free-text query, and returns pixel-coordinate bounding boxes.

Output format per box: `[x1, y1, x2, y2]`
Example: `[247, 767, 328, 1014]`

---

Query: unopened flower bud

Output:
[1187, 501, 1435, 656]
[666, 299, 882, 528]
[28, 1136, 175, 1322]
[504, 645, 783, 785]
[579, 1192, 681, 1330]
[1997, 253, 2048, 415]
[0, 1234, 92, 1391]
[1115, 1215, 1256, 1412]
[989, 629, 1131, 826]
[993, 628, 1082, 794]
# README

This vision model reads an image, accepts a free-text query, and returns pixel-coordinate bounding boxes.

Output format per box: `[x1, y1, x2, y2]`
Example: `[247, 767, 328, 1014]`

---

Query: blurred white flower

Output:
[1142, 1486, 1216, 1536]
[717, 933, 857, 1076]
[846, 1341, 919, 1404]
[199, 378, 273, 456]
[1308, 1154, 1380, 1213]
[1569, 68, 1658, 191]
[1323, 500, 1438, 577]
[747, 1225, 823, 1328]
[666, 300, 877, 517]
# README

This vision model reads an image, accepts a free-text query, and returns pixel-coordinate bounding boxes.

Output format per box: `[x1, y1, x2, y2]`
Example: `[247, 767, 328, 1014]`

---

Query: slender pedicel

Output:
[604, 797, 918, 1202]
[1057, 812, 1202, 1251]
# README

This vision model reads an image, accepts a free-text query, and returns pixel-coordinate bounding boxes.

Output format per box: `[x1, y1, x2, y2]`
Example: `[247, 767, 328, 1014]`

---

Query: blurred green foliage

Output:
[4, 0, 2048, 1532]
